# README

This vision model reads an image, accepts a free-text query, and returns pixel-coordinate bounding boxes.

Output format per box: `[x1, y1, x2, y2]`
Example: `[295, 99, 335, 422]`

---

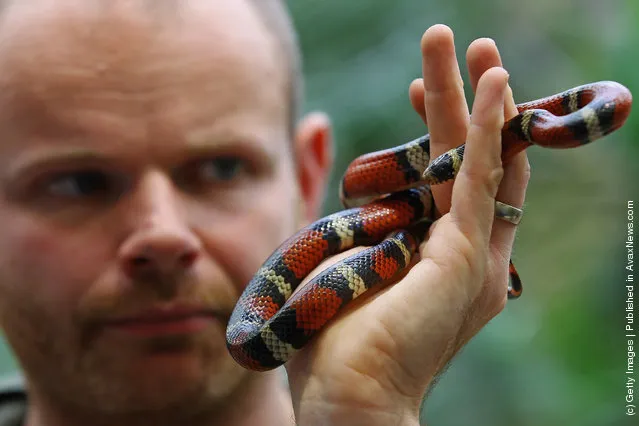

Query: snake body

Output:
[226, 81, 632, 371]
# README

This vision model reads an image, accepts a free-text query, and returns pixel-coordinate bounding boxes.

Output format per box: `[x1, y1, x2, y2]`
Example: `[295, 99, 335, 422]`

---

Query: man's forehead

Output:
[0, 0, 287, 94]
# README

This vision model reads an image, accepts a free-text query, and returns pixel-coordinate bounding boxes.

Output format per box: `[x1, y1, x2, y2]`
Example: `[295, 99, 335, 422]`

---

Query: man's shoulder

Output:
[0, 373, 26, 426]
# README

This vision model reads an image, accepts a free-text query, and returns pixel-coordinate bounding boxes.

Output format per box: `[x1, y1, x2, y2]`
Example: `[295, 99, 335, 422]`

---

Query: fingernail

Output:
[500, 66, 510, 81]
[501, 68, 510, 92]
[480, 37, 497, 47]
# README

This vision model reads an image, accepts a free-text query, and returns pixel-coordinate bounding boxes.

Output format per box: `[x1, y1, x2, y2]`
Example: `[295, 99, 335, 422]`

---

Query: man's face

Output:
[0, 0, 304, 414]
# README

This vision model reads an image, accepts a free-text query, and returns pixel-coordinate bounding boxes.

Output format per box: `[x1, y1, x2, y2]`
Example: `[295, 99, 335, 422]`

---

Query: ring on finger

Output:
[494, 200, 523, 225]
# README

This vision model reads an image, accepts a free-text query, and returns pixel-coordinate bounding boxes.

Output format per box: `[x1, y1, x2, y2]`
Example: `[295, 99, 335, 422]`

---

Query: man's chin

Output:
[80, 345, 248, 416]
[77, 330, 241, 403]
[118, 334, 233, 386]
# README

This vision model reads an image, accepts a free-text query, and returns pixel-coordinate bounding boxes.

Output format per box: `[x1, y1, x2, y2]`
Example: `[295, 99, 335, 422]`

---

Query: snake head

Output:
[421, 145, 465, 185]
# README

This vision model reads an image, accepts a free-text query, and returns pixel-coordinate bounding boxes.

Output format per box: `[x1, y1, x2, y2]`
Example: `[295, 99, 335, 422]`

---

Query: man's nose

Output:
[118, 174, 202, 279]
[119, 228, 201, 279]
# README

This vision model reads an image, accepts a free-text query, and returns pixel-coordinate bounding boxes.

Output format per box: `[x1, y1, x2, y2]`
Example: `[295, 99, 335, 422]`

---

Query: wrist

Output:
[293, 402, 421, 426]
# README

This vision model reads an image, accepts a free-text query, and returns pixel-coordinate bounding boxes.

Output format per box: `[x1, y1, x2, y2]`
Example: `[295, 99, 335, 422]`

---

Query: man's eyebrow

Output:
[4, 130, 282, 178]
[184, 129, 281, 160]
[5, 148, 111, 181]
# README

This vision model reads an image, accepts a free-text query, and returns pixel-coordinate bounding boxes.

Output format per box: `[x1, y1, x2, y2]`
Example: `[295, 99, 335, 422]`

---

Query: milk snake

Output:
[226, 81, 632, 371]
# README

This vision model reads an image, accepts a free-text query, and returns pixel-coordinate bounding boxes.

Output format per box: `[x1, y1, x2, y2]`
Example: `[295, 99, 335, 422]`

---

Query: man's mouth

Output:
[103, 305, 219, 337]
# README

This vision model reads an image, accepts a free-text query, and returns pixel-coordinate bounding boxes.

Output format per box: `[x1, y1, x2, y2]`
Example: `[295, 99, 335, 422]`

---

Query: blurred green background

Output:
[1, 0, 638, 424]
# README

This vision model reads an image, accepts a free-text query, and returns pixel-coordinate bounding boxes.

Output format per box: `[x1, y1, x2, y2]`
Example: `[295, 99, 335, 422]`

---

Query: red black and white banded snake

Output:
[226, 81, 633, 371]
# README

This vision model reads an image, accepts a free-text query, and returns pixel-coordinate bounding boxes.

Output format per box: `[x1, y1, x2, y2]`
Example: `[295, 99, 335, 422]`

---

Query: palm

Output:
[285, 201, 509, 415]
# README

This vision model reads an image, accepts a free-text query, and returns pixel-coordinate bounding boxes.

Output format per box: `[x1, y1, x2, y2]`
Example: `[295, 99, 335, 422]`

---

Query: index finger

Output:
[421, 24, 470, 215]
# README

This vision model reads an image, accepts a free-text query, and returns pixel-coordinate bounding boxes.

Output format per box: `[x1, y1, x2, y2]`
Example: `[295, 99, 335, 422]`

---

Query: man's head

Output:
[0, 0, 332, 422]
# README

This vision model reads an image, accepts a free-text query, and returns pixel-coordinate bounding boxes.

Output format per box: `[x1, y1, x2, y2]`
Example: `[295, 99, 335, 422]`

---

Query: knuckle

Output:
[485, 255, 512, 315]
[462, 162, 504, 198]
[520, 156, 532, 184]
[483, 167, 505, 200]
[490, 271, 510, 313]
[503, 153, 531, 195]
[424, 84, 464, 102]
[489, 293, 508, 316]
[488, 165, 505, 189]
[474, 280, 508, 322]
[470, 106, 505, 132]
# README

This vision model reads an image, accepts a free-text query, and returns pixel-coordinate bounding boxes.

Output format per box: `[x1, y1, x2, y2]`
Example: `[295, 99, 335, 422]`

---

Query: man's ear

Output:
[293, 111, 334, 226]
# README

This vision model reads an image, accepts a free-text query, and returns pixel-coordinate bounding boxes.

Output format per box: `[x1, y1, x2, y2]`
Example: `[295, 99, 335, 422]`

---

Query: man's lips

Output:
[103, 306, 219, 337]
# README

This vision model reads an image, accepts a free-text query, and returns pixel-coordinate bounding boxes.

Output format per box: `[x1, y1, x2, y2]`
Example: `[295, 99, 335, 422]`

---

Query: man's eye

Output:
[45, 171, 113, 198]
[195, 157, 247, 183]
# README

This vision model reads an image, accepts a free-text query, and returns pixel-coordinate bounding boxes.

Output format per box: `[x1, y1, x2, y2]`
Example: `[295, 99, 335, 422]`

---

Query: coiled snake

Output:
[226, 81, 633, 371]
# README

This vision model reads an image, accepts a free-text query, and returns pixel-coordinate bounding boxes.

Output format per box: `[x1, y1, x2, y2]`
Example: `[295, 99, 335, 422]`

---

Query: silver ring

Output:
[494, 200, 523, 225]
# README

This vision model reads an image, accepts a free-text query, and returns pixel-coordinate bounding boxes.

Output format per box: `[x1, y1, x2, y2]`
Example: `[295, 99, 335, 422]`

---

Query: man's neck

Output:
[23, 370, 295, 426]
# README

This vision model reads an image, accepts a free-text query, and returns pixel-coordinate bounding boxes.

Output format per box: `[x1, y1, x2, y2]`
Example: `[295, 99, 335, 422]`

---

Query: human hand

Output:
[285, 24, 530, 426]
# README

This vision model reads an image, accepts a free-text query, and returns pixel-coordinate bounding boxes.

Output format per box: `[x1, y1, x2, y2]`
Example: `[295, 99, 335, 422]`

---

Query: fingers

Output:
[421, 24, 470, 215]
[466, 38, 518, 128]
[466, 39, 504, 89]
[466, 38, 531, 266]
[408, 78, 427, 125]
[450, 67, 509, 249]
[414, 26, 531, 269]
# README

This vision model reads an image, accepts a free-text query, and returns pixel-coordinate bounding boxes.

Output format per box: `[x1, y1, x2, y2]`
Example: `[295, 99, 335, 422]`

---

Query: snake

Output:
[225, 80, 633, 371]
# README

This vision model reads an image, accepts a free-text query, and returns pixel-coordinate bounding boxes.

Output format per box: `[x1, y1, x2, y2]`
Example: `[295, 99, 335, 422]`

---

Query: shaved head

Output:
[247, 0, 303, 129]
[0, 0, 303, 131]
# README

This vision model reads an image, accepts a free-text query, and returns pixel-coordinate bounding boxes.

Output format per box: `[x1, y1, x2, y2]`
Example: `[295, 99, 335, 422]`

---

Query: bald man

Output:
[0, 1, 529, 425]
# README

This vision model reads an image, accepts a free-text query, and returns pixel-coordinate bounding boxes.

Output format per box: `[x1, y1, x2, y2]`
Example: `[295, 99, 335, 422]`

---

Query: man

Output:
[0, 1, 529, 425]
